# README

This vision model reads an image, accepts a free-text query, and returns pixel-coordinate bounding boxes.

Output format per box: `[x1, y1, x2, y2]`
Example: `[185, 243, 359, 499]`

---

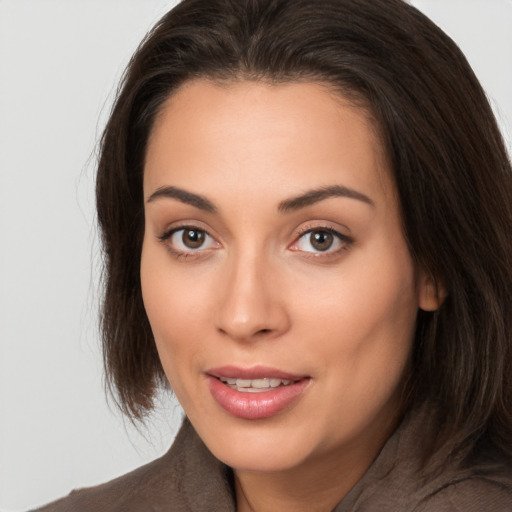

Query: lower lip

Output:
[207, 376, 310, 420]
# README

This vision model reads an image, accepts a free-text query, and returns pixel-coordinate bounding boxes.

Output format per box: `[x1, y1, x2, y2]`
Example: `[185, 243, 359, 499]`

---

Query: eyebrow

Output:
[146, 186, 217, 213]
[278, 185, 374, 213]
[146, 183, 374, 214]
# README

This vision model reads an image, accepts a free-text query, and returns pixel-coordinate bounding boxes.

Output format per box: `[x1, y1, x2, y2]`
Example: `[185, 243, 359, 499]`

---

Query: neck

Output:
[235, 455, 359, 512]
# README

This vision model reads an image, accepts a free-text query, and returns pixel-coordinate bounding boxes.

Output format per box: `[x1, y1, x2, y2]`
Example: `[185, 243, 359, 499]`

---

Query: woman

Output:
[34, 0, 512, 510]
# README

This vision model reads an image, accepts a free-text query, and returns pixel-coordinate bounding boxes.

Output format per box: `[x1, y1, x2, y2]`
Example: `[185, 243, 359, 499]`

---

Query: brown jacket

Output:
[32, 410, 512, 511]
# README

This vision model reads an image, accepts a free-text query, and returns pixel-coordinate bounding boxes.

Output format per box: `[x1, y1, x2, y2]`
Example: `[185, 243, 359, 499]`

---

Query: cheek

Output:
[140, 239, 206, 371]
[297, 251, 417, 340]
[294, 237, 418, 385]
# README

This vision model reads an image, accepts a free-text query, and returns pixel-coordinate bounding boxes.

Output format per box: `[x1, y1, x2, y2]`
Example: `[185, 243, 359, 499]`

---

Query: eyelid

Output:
[289, 223, 354, 256]
[158, 219, 214, 240]
[157, 222, 221, 259]
[156, 220, 353, 260]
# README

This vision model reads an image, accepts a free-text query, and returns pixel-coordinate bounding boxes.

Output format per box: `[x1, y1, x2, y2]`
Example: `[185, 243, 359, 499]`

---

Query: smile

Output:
[206, 367, 311, 419]
[218, 377, 295, 393]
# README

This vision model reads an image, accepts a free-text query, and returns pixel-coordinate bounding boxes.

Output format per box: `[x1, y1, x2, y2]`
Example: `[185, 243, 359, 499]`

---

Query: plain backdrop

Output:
[0, 1, 511, 510]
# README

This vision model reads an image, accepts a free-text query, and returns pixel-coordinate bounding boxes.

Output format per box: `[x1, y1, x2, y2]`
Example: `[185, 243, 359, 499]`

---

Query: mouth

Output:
[206, 366, 311, 419]
[217, 376, 299, 393]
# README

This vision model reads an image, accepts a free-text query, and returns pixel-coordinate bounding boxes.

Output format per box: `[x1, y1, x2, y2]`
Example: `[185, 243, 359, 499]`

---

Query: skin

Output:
[141, 80, 441, 512]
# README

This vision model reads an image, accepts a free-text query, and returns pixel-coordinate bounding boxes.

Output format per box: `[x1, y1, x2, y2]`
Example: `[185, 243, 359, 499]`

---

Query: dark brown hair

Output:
[96, 0, 512, 466]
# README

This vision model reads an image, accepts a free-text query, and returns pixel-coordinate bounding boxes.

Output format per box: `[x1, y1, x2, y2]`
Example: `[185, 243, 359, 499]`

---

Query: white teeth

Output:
[241, 387, 269, 393]
[251, 378, 270, 388]
[219, 376, 296, 392]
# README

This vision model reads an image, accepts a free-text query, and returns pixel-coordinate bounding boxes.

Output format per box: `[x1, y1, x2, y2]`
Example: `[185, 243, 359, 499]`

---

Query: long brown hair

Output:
[96, 0, 512, 466]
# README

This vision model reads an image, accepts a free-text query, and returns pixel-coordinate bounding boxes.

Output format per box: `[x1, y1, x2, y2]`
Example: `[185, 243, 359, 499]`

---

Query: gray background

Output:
[1, 1, 511, 510]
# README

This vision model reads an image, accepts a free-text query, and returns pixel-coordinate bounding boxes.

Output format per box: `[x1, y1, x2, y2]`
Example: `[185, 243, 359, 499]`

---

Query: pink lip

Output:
[207, 365, 306, 381]
[206, 366, 310, 420]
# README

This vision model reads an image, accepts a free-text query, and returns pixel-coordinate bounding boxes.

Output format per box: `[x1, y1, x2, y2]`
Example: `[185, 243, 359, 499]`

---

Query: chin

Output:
[194, 416, 320, 473]
[216, 441, 312, 474]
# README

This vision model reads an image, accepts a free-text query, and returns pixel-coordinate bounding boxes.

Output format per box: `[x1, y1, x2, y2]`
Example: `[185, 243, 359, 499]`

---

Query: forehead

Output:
[144, 79, 394, 207]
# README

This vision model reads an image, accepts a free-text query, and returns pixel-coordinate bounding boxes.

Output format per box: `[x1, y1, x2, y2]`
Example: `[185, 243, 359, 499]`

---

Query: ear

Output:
[418, 271, 446, 312]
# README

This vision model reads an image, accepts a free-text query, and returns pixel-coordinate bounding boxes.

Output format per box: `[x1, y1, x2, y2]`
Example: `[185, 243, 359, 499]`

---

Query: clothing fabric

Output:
[32, 408, 512, 511]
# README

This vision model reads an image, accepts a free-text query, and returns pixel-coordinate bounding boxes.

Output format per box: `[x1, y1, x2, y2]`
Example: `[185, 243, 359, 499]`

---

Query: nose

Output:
[214, 251, 291, 342]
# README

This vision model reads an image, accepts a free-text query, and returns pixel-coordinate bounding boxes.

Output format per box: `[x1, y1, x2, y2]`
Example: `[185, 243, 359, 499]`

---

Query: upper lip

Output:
[206, 365, 308, 381]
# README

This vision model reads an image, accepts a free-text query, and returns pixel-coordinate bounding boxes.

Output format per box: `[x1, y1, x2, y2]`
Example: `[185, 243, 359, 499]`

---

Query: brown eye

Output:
[310, 230, 334, 251]
[182, 229, 206, 249]
[292, 227, 350, 255]
[164, 227, 217, 254]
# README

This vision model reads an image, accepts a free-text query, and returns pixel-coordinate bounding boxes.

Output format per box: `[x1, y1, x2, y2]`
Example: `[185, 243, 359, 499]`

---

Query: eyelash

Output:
[157, 224, 353, 260]
[158, 225, 218, 260]
[291, 226, 353, 259]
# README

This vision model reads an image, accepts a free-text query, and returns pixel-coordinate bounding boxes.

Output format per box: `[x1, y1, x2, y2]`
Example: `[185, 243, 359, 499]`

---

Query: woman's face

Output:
[141, 80, 437, 474]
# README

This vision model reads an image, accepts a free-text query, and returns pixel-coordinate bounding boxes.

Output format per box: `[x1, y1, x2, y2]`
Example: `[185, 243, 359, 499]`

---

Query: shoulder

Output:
[336, 406, 512, 512]
[393, 406, 512, 511]
[412, 475, 512, 512]
[30, 441, 189, 512]
[30, 419, 235, 512]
